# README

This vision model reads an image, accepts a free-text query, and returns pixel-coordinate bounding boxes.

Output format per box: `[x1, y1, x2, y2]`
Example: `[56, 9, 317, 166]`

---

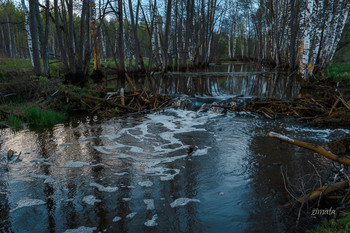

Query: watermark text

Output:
[311, 207, 335, 216]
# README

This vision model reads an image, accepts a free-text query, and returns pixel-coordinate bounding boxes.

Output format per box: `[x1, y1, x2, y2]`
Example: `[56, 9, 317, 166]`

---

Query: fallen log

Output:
[268, 132, 350, 166]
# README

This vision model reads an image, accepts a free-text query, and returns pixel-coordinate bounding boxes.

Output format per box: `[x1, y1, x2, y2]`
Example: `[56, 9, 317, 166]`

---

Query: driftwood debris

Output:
[232, 92, 350, 127]
[81, 88, 171, 114]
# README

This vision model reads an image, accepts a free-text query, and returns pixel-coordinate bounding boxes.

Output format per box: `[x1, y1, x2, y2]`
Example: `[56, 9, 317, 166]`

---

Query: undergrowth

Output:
[7, 114, 23, 128]
[326, 63, 350, 81]
[25, 106, 66, 126]
[311, 211, 350, 233]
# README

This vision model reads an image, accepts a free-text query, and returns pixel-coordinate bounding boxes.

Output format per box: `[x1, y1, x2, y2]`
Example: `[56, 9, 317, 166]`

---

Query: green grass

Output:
[25, 106, 66, 126]
[326, 63, 350, 81]
[7, 114, 23, 128]
[0, 58, 32, 71]
[311, 211, 350, 233]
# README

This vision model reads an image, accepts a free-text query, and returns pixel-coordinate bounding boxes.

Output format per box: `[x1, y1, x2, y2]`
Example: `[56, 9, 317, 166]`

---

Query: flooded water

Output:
[122, 63, 300, 99]
[0, 64, 341, 232]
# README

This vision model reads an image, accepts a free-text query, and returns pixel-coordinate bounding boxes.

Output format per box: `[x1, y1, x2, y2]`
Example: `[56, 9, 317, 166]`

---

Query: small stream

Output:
[0, 64, 345, 232]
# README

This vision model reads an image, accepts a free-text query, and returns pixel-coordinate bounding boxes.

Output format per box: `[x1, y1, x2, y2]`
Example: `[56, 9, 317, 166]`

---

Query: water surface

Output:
[0, 64, 336, 233]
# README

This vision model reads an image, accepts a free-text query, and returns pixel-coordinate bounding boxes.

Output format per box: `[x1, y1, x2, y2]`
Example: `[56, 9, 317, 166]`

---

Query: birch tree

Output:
[21, 0, 33, 66]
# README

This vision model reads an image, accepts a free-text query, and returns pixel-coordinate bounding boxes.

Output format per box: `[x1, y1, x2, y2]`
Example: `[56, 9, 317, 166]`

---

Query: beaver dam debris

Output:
[218, 91, 350, 127]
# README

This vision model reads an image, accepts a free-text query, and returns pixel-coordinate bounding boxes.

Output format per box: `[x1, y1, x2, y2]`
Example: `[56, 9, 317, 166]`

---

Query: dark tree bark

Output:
[28, 0, 41, 76]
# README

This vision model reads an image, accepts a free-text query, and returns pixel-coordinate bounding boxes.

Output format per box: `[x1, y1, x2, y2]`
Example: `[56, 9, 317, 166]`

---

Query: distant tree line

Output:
[0, 0, 349, 83]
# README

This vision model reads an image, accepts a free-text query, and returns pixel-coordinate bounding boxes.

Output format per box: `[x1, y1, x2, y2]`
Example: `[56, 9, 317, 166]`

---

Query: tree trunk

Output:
[21, 0, 34, 66]
[128, 0, 145, 71]
[54, 0, 69, 73]
[91, 0, 101, 71]
[28, 0, 41, 76]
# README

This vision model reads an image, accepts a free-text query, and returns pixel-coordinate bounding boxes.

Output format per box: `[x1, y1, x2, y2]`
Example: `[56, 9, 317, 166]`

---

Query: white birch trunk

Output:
[320, 0, 334, 66]
[309, 1, 324, 75]
[325, 0, 342, 61]
[301, 0, 313, 79]
[228, 34, 231, 59]
[328, 1, 350, 64]
[101, 28, 107, 67]
[6, 14, 12, 57]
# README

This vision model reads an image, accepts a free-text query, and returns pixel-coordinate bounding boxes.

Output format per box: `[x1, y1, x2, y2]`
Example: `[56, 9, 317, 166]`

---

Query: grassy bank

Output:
[325, 63, 350, 82]
[311, 211, 350, 233]
[1, 105, 66, 128]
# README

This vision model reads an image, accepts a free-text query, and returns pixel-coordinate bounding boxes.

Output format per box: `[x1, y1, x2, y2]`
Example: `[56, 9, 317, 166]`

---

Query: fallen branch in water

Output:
[268, 132, 350, 166]
[82, 94, 138, 112]
[297, 180, 350, 203]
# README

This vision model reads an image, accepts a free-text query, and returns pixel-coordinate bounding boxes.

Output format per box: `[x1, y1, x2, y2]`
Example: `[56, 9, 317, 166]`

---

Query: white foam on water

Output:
[95, 110, 208, 158]
[144, 214, 158, 227]
[192, 147, 211, 157]
[59, 143, 74, 146]
[145, 167, 180, 181]
[144, 199, 155, 210]
[91, 163, 104, 167]
[78, 137, 97, 142]
[28, 174, 55, 183]
[90, 183, 118, 192]
[99, 135, 119, 141]
[112, 216, 122, 222]
[63, 160, 90, 168]
[284, 126, 350, 141]
[146, 155, 188, 167]
[44, 177, 55, 183]
[63, 226, 96, 233]
[82, 195, 101, 205]
[126, 212, 137, 219]
[30, 158, 53, 166]
[10, 199, 46, 212]
[122, 197, 131, 201]
[138, 181, 153, 187]
[160, 173, 179, 181]
[170, 198, 200, 208]
[114, 172, 128, 176]
[92, 146, 113, 155]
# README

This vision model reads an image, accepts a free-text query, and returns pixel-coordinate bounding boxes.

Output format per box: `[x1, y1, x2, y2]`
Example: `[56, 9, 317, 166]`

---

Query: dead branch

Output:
[82, 94, 138, 112]
[297, 180, 349, 203]
[268, 132, 350, 166]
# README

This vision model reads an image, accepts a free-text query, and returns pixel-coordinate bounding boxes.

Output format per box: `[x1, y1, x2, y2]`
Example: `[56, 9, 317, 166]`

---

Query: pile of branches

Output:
[232, 92, 350, 127]
[80, 74, 173, 115]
